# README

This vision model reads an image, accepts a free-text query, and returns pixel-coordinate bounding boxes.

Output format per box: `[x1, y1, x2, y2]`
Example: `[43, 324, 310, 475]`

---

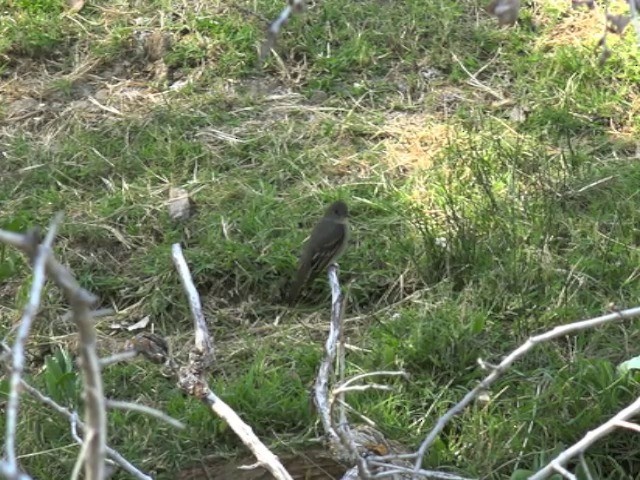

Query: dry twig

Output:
[530, 395, 640, 479]
[105, 399, 185, 430]
[0, 217, 132, 480]
[171, 243, 293, 480]
[411, 306, 640, 474]
[1, 214, 62, 480]
[260, 0, 306, 62]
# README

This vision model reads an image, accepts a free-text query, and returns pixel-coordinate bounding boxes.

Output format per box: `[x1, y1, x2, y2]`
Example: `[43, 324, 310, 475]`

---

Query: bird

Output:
[288, 200, 350, 304]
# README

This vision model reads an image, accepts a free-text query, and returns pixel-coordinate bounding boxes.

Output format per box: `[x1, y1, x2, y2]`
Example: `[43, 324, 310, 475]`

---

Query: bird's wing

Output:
[289, 219, 348, 304]
[306, 220, 347, 281]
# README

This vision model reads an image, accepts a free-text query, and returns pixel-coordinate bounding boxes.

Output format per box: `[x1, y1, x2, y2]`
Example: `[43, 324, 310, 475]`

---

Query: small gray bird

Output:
[288, 200, 349, 303]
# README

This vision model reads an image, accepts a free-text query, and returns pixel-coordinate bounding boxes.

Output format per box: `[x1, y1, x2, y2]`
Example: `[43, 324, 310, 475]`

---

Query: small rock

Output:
[168, 187, 194, 221]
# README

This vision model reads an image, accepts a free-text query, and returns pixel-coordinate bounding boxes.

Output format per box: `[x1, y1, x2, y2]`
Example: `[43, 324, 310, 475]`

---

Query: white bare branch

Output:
[99, 350, 138, 367]
[2, 214, 62, 480]
[313, 264, 343, 445]
[412, 305, 640, 474]
[171, 243, 213, 362]
[171, 242, 293, 480]
[259, 0, 306, 62]
[0, 353, 151, 480]
[531, 395, 640, 479]
[0, 217, 107, 480]
[629, 0, 640, 45]
[68, 281, 106, 480]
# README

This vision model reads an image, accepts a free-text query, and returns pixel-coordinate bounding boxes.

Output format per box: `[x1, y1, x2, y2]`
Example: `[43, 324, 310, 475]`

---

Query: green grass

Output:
[2, 0, 640, 478]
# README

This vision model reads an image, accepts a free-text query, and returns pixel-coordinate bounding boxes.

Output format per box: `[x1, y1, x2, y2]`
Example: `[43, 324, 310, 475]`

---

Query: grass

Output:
[2, 0, 640, 478]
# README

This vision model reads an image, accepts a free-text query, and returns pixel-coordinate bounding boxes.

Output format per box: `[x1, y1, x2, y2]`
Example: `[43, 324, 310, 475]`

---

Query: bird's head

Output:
[326, 200, 348, 219]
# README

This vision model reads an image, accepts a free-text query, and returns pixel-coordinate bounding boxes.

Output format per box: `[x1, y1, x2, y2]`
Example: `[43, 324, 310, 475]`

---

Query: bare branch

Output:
[614, 419, 640, 433]
[313, 264, 343, 445]
[171, 243, 293, 480]
[629, 0, 640, 45]
[335, 424, 373, 480]
[531, 395, 640, 479]
[412, 305, 640, 473]
[1, 217, 105, 480]
[337, 371, 409, 391]
[333, 384, 394, 395]
[0, 225, 97, 306]
[259, 0, 306, 63]
[171, 243, 213, 362]
[70, 289, 106, 480]
[552, 463, 576, 480]
[99, 350, 138, 367]
[367, 461, 474, 480]
[70, 412, 90, 480]
[0, 359, 152, 480]
[1, 214, 62, 480]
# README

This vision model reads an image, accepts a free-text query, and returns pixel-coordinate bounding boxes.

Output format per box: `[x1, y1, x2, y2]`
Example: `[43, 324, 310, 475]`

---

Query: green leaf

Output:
[43, 348, 79, 405]
[470, 314, 486, 334]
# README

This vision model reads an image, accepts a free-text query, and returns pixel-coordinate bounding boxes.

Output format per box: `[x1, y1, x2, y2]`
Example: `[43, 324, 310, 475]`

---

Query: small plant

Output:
[42, 348, 81, 408]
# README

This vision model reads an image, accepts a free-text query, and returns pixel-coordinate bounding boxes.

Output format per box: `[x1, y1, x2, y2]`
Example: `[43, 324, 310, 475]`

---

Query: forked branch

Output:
[171, 243, 293, 480]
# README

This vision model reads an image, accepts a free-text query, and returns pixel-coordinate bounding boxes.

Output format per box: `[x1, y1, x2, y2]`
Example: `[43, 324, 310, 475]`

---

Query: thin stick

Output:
[628, 0, 640, 46]
[367, 461, 474, 480]
[171, 243, 213, 360]
[259, 0, 306, 63]
[70, 412, 90, 480]
[1, 217, 105, 480]
[2, 214, 62, 479]
[106, 399, 185, 429]
[72, 296, 106, 480]
[313, 265, 344, 445]
[99, 350, 138, 367]
[531, 395, 640, 479]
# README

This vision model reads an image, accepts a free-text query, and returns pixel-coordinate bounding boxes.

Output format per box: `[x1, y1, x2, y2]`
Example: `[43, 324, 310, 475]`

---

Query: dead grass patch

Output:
[539, 8, 603, 49]
[378, 113, 458, 174]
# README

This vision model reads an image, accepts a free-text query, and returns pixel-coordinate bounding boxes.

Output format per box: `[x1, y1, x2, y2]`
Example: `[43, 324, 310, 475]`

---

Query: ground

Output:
[2, 0, 640, 479]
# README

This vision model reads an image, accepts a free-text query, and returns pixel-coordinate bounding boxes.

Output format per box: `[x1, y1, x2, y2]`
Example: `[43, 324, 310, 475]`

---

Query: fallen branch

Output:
[170, 243, 293, 480]
[411, 305, 640, 474]
[530, 395, 640, 479]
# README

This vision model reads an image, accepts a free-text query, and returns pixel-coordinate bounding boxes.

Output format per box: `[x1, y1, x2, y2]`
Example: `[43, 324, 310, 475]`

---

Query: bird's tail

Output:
[288, 263, 309, 305]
